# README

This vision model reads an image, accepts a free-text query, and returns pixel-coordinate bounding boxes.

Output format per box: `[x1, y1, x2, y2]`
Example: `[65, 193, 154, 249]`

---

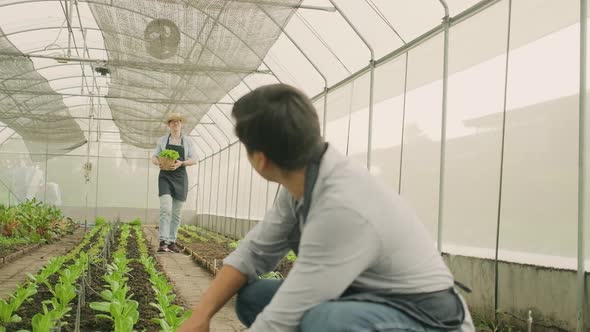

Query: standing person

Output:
[178, 84, 474, 332]
[152, 112, 197, 253]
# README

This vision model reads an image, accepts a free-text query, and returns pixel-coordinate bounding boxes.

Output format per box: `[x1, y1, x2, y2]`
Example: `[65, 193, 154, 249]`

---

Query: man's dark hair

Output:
[232, 84, 323, 171]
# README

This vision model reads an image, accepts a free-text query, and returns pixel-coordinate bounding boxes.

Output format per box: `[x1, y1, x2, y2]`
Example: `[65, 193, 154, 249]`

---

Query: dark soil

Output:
[182, 237, 232, 270]
[276, 259, 294, 278]
[3, 225, 191, 331]
[0, 242, 31, 258]
[6, 228, 110, 332]
[125, 230, 159, 332]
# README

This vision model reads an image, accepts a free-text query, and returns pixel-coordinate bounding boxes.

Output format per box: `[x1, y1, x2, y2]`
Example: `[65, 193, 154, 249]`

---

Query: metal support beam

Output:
[254, 3, 329, 138]
[195, 162, 201, 224]
[577, 1, 588, 331]
[224, 147, 232, 236]
[234, 145, 242, 238]
[436, 0, 450, 253]
[494, 0, 512, 320]
[328, 0, 375, 170]
[247, 167, 254, 226]
[230, 0, 335, 11]
[0, 51, 273, 75]
[216, 152, 222, 233]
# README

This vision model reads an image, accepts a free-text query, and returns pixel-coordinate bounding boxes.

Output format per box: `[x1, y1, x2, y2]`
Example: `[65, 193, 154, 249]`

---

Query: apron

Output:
[158, 135, 188, 202]
[298, 142, 467, 331]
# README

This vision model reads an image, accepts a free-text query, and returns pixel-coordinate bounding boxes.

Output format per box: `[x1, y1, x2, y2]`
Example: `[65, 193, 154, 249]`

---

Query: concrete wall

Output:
[445, 254, 589, 331]
[194, 214, 257, 239]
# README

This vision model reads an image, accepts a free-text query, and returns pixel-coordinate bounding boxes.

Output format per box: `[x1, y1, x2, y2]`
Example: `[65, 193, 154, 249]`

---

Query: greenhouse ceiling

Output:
[0, 0, 492, 158]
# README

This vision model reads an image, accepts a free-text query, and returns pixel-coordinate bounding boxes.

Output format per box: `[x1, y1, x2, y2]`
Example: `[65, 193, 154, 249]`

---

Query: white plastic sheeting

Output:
[0, 0, 587, 279]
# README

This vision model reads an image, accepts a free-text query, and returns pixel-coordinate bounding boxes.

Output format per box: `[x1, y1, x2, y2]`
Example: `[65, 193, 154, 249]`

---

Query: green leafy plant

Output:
[286, 250, 297, 262]
[0, 283, 37, 329]
[228, 241, 239, 250]
[90, 253, 139, 332]
[31, 303, 65, 332]
[0, 300, 21, 327]
[150, 303, 191, 332]
[159, 149, 180, 161]
[129, 218, 142, 226]
[135, 228, 191, 331]
[259, 271, 283, 279]
[95, 216, 107, 226]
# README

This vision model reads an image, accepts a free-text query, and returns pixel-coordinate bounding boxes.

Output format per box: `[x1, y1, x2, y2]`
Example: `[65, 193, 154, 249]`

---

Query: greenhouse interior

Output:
[0, 0, 589, 331]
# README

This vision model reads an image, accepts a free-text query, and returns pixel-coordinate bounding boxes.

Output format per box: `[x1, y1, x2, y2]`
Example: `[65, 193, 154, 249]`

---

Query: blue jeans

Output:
[159, 194, 184, 243]
[235, 279, 442, 332]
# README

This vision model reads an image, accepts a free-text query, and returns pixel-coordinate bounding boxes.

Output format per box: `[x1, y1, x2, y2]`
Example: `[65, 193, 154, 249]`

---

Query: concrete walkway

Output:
[143, 226, 245, 332]
[0, 228, 86, 299]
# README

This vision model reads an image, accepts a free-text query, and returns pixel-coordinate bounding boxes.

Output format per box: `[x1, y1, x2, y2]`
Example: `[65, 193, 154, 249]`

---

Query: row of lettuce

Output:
[178, 225, 296, 279]
[0, 220, 189, 332]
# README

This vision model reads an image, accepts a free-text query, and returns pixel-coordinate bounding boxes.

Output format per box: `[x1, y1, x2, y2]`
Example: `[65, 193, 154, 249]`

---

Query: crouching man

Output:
[179, 84, 474, 332]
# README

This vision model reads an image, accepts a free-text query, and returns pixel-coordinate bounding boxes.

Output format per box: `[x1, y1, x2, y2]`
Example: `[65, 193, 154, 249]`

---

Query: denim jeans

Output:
[235, 279, 444, 332]
[159, 194, 184, 243]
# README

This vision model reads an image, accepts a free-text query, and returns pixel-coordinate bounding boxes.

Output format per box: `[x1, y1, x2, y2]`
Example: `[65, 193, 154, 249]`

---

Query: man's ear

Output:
[251, 151, 268, 173]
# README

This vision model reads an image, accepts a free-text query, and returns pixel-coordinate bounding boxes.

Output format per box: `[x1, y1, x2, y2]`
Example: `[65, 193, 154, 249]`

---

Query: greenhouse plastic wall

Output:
[0, 136, 199, 225]
[192, 0, 590, 329]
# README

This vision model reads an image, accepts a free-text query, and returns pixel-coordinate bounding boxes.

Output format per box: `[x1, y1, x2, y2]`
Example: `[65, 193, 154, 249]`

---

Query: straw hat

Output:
[164, 112, 186, 124]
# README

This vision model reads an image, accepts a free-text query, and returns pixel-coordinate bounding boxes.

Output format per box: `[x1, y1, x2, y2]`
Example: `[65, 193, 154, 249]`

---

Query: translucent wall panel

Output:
[499, 0, 579, 267]
[325, 86, 353, 153]
[228, 144, 240, 218]
[236, 144, 252, 219]
[201, 158, 211, 216]
[96, 157, 148, 210]
[313, 98, 326, 136]
[367, 0, 441, 43]
[399, 33, 444, 238]
[370, 54, 407, 190]
[249, 171, 267, 221]
[197, 158, 207, 215]
[346, 73, 370, 167]
[328, 2, 403, 59]
[215, 149, 229, 217]
[294, 4, 370, 77]
[0, 150, 44, 206]
[264, 35, 324, 97]
[283, 13, 353, 86]
[248, 171, 261, 220]
[46, 155, 98, 214]
[185, 160, 199, 212]
[0, 137, 49, 204]
[208, 107, 237, 143]
[441, 1, 508, 254]
[209, 154, 220, 217]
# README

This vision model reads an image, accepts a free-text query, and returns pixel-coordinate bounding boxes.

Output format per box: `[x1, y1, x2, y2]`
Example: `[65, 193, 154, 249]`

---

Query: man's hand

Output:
[177, 316, 210, 332]
[170, 160, 183, 170]
[152, 157, 160, 166]
[177, 266, 248, 332]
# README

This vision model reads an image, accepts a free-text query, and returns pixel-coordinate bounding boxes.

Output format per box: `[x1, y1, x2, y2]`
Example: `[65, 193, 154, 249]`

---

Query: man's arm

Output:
[152, 137, 163, 165]
[249, 207, 380, 332]
[178, 265, 247, 331]
[181, 158, 197, 166]
[177, 188, 297, 331]
[223, 188, 298, 281]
